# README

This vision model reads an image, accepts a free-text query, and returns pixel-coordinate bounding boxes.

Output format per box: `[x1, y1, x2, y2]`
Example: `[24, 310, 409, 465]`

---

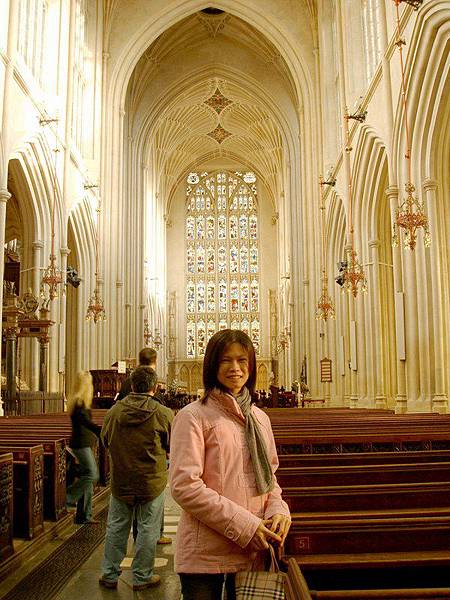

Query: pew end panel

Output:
[0, 454, 14, 561]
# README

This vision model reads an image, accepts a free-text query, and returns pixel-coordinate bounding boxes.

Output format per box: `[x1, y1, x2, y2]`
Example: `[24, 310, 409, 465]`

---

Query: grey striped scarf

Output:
[235, 387, 275, 495]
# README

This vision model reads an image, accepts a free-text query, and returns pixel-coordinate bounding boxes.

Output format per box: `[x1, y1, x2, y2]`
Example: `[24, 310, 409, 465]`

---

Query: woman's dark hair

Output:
[202, 329, 256, 399]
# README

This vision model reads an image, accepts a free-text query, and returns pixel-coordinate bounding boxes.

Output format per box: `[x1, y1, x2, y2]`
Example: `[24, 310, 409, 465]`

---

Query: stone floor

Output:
[53, 490, 182, 600]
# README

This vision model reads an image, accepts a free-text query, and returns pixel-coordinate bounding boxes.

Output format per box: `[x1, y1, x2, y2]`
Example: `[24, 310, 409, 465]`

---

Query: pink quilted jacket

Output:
[169, 390, 290, 573]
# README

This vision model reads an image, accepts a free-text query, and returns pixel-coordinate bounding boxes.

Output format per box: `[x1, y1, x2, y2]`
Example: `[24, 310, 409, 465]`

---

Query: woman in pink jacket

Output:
[169, 329, 291, 600]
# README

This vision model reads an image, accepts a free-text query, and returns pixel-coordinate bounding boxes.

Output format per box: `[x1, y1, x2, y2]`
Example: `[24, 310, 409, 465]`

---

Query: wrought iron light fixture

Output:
[400, 0, 423, 9]
[41, 143, 63, 301]
[342, 109, 367, 297]
[86, 287, 106, 323]
[343, 249, 367, 297]
[276, 326, 291, 354]
[144, 318, 152, 346]
[143, 317, 162, 350]
[391, 0, 430, 250]
[316, 177, 336, 321]
[86, 195, 106, 323]
[153, 330, 162, 350]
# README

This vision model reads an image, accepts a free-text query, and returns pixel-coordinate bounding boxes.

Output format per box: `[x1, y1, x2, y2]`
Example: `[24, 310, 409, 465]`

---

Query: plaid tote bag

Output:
[234, 545, 285, 600]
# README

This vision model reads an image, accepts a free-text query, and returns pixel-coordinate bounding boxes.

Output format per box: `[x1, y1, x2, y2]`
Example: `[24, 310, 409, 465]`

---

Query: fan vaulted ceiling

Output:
[125, 8, 300, 208]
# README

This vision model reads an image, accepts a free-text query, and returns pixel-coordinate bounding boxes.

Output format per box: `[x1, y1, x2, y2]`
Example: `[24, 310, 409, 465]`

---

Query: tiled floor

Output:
[53, 491, 182, 600]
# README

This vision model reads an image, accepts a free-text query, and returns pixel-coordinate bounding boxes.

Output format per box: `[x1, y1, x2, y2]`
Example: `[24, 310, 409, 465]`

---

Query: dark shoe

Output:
[132, 575, 161, 590]
[98, 576, 118, 589]
[75, 518, 100, 524]
[157, 535, 172, 544]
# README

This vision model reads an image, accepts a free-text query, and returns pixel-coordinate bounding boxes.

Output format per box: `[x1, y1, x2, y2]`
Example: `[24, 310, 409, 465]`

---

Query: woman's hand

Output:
[247, 520, 282, 551]
[264, 514, 291, 546]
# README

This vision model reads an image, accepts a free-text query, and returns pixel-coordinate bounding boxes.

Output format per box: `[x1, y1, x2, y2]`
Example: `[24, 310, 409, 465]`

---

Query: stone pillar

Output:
[386, 186, 407, 413]
[4, 327, 18, 415]
[30, 241, 44, 390]
[39, 336, 50, 393]
[0, 190, 11, 415]
[369, 239, 387, 409]
[58, 247, 70, 392]
[423, 179, 448, 413]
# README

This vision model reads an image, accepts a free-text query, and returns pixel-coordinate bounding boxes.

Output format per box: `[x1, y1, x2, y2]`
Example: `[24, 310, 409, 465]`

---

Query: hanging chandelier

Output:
[41, 144, 63, 301]
[86, 287, 106, 323]
[343, 249, 367, 297]
[342, 109, 367, 298]
[144, 317, 152, 345]
[391, 0, 429, 251]
[316, 177, 336, 321]
[143, 318, 162, 349]
[41, 252, 63, 301]
[316, 286, 336, 321]
[86, 193, 106, 323]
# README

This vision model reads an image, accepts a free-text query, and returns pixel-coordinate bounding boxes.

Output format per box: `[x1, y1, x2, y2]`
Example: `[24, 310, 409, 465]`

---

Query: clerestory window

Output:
[362, 0, 382, 82]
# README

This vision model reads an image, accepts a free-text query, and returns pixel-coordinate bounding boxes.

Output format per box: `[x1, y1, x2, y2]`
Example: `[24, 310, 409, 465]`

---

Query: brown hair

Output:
[202, 329, 256, 400]
[131, 366, 158, 393]
[139, 347, 157, 366]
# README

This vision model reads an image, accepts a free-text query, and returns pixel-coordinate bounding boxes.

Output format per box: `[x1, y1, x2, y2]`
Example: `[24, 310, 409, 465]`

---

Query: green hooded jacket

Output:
[101, 393, 174, 504]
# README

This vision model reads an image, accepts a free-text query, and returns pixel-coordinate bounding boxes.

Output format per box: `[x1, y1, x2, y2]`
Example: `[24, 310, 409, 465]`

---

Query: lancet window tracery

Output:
[185, 171, 261, 356]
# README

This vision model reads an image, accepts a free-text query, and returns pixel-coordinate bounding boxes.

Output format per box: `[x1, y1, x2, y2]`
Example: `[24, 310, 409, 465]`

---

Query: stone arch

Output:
[352, 128, 396, 407]
[191, 362, 202, 395]
[179, 365, 189, 390]
[100, 1, 317, 369]
[5, 135, 63, 391]
[256, 362, 268, 392]
[326, 189, 347, 404]
[388, 1, 450, 408]
[66, 197, 97, 388]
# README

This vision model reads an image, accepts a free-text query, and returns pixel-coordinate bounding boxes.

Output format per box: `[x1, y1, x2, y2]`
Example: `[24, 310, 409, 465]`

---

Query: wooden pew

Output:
[285, 508, 450, 556]
[0, 431, 66, 521]
[285, 558, 450, 599]
[283, 481, 450, 513]
[0, 453, 14, 561]
[0, 445, 44, 539]
[278, 450, 450, 468]
[272, 409, 450, 597]
[276, 461, 450, 488]
[2, 410, 109, 485]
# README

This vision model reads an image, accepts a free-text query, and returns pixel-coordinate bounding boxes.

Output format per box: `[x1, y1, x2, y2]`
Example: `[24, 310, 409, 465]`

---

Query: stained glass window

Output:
[185, 171, 261, 357]
[187, 281, 195, 313]
[197, 245, 205, 273]
[187, 248, 195, 273]
[187, 320, 196, 356]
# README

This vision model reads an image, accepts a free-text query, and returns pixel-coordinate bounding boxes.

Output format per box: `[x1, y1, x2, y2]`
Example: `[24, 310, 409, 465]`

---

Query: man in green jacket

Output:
[99, 367, 173, 591]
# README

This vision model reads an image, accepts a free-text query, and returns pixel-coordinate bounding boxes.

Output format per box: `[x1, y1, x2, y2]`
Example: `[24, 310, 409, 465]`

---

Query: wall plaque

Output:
[320, 358, 332, 383]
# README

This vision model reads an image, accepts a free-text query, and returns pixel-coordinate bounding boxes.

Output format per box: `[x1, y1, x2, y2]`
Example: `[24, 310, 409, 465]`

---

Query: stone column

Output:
[39, 335, 50, 393]
[423, 179, 448, 412]
[0, 190, 11, 415]
[369, 239, 387, 409]
[30, 241, 44, 390]
[58, 247, 70, 392]
[386, 186, 407, 413]
[4, 326, 18, 415]
[0, 0, 19, 355]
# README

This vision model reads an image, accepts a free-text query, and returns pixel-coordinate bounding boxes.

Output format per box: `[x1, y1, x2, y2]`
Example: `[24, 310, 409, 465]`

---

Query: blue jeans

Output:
[66, 446, 98, 522]
[133, 490, 165, 540]
[101, 492, 165, 585]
